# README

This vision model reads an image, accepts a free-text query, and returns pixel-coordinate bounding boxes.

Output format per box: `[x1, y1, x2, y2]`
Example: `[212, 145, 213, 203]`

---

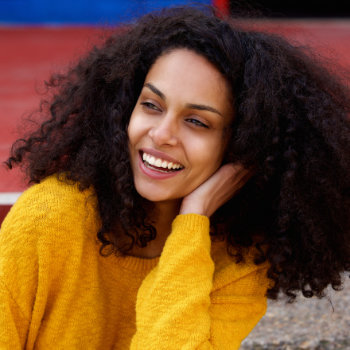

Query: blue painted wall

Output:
[0, 0, 212, 25]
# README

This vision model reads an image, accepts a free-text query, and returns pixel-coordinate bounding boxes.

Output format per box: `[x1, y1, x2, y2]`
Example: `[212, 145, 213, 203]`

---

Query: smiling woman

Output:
[1, 6, 350, 350]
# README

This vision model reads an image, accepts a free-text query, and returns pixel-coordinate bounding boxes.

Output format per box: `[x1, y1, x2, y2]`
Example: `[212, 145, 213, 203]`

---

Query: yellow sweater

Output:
[0, 176, 269, 349]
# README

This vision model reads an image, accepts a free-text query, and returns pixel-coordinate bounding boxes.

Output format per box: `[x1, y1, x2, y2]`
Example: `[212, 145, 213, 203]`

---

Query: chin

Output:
[135, 186, 182, 203]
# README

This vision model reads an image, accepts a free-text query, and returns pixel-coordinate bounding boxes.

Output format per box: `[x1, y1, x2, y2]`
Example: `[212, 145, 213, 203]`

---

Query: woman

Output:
[1, 6, 349, 349]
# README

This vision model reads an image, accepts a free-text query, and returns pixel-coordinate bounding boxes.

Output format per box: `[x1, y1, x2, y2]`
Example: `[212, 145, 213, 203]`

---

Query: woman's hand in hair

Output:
[179, 163, 251, 217]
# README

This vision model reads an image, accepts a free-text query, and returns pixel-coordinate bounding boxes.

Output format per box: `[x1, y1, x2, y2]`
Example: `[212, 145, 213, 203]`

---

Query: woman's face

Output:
[128, 48, 233, 203]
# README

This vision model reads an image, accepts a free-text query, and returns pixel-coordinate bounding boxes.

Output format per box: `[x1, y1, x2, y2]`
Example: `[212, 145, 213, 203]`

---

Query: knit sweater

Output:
[0, 175, 269, 349]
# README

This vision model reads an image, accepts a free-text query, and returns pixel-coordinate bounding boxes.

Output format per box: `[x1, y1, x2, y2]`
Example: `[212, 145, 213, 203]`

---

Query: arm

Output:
[0, 185, 42, 349]
[0, 176, 98, 348]
[0, 205, 38, 349]
[0, 281, 30, 349]
[131, 164, 268, 349]
[130, 214, 268, 350]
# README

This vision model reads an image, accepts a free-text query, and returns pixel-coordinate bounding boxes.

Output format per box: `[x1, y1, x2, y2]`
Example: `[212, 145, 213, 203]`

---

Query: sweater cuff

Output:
[172, 213, 210, 232]
[167, 214, 211, 251]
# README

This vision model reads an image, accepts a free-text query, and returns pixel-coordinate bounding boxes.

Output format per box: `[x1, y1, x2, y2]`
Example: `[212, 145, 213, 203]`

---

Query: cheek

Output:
[127, 114, 141, 146]
[127, 123, 134, 145]
[188, 135, 226, 179]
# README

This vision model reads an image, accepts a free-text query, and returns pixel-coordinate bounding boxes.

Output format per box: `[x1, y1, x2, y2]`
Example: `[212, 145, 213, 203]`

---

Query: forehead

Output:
[144, 49, 233, 112]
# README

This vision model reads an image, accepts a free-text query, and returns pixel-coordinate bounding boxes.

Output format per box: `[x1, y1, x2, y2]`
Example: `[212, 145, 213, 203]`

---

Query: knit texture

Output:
[0, 175, 269, 349]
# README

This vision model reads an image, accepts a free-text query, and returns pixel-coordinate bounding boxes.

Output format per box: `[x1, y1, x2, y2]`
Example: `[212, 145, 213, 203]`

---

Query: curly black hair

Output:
[6, 6, 350, 300]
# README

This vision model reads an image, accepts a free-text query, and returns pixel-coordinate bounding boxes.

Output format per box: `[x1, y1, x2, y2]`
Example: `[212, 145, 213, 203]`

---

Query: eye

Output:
[141, 101, 161, 112]
[186, 118, 209, 129]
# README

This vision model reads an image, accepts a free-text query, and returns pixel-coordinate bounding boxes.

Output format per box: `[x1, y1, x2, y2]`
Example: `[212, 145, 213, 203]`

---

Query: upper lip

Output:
[141, 148, 184, 166]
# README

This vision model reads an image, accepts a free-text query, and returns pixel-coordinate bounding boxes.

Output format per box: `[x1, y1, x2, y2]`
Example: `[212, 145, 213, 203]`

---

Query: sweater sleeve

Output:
[130, 214, 268, 350]
[0, 281, 29, 349]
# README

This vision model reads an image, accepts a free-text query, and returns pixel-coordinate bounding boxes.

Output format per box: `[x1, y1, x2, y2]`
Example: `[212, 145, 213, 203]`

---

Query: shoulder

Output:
[13, 174, 96, 216]
[0, 174, 100, 249]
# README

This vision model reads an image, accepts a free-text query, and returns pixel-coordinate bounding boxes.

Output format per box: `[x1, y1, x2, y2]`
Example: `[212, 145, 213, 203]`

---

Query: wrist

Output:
[179, 203, 206, 216]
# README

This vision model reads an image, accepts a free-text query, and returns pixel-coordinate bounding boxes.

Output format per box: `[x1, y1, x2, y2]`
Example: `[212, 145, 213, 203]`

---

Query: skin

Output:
[127, 49, 250, 258]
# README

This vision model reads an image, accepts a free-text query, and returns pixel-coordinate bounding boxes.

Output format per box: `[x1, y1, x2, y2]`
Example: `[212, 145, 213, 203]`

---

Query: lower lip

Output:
[138, 154, 183, 180]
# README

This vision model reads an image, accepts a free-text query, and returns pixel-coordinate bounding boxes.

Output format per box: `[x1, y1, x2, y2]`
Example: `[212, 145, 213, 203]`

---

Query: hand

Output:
[179, 163, 252, 217]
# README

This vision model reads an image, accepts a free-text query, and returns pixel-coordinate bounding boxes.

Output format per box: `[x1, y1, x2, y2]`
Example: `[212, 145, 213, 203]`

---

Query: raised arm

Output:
[130, 214, 268, 349]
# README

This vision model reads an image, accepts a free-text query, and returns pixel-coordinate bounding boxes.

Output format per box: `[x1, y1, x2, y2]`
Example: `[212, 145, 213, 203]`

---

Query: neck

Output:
[127, 199, 181, 259]
[153, 199, 181, 232]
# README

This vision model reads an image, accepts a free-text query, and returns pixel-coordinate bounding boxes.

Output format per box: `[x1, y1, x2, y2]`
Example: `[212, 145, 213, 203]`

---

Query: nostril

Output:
[149, 130, 177, 146]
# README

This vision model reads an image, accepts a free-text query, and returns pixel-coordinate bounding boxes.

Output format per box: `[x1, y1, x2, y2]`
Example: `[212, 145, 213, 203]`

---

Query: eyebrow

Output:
[144, 83, 166, 101]
[143, 82, 223, 117]
[185, 103, 223, 117]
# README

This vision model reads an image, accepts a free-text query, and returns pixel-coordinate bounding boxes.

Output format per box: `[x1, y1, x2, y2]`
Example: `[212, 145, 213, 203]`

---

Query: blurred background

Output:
[0, 1, 350, 348]
[1, 0, 350, 210]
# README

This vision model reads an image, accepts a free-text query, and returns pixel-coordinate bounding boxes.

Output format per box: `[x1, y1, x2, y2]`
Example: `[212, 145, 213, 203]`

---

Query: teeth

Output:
[142, 152, 183, 170]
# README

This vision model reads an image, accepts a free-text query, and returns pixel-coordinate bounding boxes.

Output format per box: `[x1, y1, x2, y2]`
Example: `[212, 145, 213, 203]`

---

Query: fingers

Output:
[180, 163, 252, 217]
[208, 163, 249, 204]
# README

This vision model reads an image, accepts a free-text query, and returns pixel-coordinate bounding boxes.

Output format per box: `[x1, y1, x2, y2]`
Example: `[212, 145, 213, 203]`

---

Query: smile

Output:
[141, 151, 184, 172]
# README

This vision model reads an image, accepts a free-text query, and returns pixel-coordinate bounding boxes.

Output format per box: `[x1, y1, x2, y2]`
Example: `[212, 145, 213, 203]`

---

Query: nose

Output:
[148, 114, 179, 147]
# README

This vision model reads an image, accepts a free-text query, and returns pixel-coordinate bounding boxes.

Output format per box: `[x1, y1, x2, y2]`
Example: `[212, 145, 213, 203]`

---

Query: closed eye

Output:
[186, 118, 209, 128]
[141, 101, 161, 112]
